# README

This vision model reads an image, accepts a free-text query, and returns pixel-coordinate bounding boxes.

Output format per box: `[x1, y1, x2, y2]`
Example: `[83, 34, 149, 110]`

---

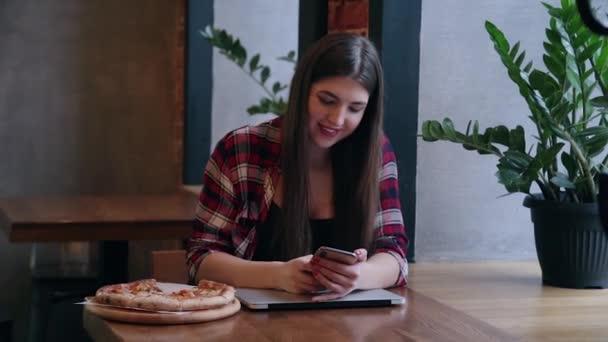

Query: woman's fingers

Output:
[315, 264, 354, 288]
[289, 273, 321, 294]
[354, 248, 368, 262]
[305, 250, 368, 297]
[300, 272, 321, 287]
[311, 257, 359, 279]
[312, 291, 345, 302]
[298, 283, 321, 294]
[311, 268, 344, 294]
[299, 254, 315, 272]
[300, 261, 314, 272]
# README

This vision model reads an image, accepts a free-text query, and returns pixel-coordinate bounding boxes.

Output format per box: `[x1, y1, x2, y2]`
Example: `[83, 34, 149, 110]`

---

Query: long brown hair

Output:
[274, 33, 384, 260]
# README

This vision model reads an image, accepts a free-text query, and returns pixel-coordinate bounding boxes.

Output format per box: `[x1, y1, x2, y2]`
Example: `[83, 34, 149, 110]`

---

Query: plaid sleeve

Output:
[372, 136, 409, 287]
[186, 133, 240, 284]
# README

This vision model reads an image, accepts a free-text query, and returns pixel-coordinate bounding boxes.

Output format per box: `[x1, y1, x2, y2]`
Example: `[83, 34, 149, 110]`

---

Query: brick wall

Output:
[328, 0, 369, 36]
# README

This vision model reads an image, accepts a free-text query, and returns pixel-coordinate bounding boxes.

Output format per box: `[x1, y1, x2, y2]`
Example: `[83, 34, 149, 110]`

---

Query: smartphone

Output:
[314, 246, 358, 265]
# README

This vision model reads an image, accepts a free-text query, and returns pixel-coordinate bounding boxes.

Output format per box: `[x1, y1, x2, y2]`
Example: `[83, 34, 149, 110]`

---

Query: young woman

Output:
[187, 33, 408, 301]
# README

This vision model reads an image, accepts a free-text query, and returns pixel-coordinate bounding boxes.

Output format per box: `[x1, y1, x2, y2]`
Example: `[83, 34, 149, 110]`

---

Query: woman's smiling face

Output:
[307, 76, 370, 150]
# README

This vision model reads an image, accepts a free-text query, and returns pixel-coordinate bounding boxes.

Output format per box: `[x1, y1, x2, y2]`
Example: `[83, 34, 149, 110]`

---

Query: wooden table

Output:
[0, 193, 198, 242]
[0, 192, 199, 283]
[83, 288, 518, 342]
[408, 262, 608, 341]
[1, 192, 200, 341]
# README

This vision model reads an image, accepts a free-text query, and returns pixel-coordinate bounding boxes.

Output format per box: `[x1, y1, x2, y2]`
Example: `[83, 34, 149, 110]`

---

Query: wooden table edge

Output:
[83, 288, 520, 342]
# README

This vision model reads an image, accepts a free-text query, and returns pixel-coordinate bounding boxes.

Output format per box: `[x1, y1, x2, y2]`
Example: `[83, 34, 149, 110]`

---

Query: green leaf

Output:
[272, 82, 281, 94]
[595, 42, 608, 72]
[582, 68, 594, 82]
[275, 97, 288, 115]
[579, 40, 603, 63]
[568, 18, 584, 40]
[515, 51, 526, 67]
[268, 97, 287, 115]
[543, 55, 565, 81]
[551, 172, 576, 189]
[523, 61, 534, 73]
[260, 67, 270, 84]
[552, 100, 572, 123]
[249, 54, 260, 72]
[462, 143, 477, 151]
[580, 127, 608, 157]
[231, 39, 247, 66]
[536, 143, 564, 165]
[543, 42, 564, 62]
[529, 70, 559, 98]
[509, 126, 526, 153]
[591, 96, 608, 108]
[485, 21, 510, 53]
[561, 152, 578, 178]
[509, 42, 520, 59]
[277, 50, 297, 63]
[502, 151, 532, 171]
[421, 121, 438, 141]
[441, 118, 457, 140]
[495, 153, 535, 193]
[429, 121, 445, 139]
[247, 105, 263, 115]
[472, 121, 480, 144]
[495, 168, 519, 189]
[543, 2, 562, 19]
[260, 97, 272, 108]
[574, 29, 593, 49]
[576, 126, 608, 138]
[492, 126, 510, 146]
[545, 28, 562, 48]
[495, 168, 524, 192]
[587, 139, 608, 158]
[566, 67, 582, 93]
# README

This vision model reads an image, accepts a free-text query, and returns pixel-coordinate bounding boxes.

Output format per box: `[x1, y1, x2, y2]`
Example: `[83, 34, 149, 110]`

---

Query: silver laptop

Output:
[236, 288, 405, 310]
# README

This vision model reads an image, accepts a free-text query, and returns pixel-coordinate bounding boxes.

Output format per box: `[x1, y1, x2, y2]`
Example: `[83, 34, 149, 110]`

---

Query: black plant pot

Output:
[523, 194, 608, 289]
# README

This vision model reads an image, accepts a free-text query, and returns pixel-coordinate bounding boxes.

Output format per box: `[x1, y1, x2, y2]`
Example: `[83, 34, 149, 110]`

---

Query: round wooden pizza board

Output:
[84, 299, 241, 325]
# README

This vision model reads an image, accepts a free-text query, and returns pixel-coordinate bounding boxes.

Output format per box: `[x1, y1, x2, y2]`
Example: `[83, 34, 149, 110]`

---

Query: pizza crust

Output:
[93, 279, 236, 312]
[85, 299, 241, 325]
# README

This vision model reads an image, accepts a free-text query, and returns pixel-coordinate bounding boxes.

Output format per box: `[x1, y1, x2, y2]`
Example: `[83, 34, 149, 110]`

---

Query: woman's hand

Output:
[310, 248, 368, 301]
[278, 255, 323, 294]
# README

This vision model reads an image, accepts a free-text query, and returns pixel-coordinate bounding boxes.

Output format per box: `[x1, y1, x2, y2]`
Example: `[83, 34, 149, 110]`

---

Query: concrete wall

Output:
[211, 0, 298, 148]
[209, 0, 552, 262]
[0, 0, 181, 334]
[416, 0, 555, 261]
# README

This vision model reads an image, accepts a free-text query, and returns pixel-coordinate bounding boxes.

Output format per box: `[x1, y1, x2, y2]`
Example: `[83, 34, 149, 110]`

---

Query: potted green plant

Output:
[200, 26, 295, 116]
[421, 0, 608, 288]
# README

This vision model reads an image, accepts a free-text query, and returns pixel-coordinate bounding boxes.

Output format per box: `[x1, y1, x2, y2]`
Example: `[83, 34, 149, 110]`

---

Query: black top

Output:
[253, 203, 334, 261]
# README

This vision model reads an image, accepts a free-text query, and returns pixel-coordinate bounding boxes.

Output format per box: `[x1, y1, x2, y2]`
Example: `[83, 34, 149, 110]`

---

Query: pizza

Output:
[92, 279, 236, 312]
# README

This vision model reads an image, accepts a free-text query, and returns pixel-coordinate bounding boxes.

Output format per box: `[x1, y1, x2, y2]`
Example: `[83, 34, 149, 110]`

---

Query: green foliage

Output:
[421, 0, 608, 203]
[200, 26, 295, 116]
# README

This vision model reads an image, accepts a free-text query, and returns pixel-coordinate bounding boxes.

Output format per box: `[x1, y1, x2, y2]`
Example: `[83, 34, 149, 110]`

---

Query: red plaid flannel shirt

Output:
[186, 117, 408, 286]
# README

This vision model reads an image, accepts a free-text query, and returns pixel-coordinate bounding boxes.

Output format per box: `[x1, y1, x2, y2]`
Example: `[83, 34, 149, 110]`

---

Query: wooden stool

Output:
[151, 250, 188, 284]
